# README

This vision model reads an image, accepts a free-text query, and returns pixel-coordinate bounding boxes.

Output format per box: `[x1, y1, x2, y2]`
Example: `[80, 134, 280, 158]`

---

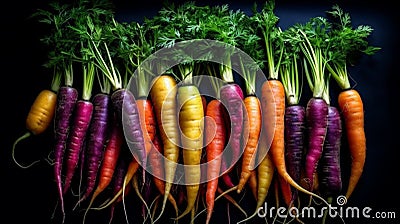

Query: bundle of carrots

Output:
[11, 1, 380, 224]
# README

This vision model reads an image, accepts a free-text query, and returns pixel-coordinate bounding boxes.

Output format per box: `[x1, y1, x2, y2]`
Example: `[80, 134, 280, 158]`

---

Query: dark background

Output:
[2, 0, 399, 223]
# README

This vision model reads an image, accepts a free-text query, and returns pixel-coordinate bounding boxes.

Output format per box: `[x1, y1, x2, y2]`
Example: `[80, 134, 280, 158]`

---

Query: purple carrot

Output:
[318, 106, 342, 198]
[53, 86, 78, 220]
[75, 93, 111, 206]
[219, 83, 244, 187]
[304, 97, 329, 191]
[284, 104, 306, 201]
[63, 100, 94, 194]
[111, 88, 146, 174]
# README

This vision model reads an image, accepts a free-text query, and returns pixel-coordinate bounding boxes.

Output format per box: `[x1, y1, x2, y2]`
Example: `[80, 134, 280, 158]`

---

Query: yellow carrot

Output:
[175, 84, 204, 221]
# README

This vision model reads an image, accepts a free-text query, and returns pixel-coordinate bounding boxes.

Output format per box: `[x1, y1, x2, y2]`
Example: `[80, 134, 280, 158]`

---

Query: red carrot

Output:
[205, 99, 226, 224]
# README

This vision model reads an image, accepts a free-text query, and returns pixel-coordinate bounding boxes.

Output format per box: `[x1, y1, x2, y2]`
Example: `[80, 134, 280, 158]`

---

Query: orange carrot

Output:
[338, 89, 366, 199]
[237, 95, 261, 193]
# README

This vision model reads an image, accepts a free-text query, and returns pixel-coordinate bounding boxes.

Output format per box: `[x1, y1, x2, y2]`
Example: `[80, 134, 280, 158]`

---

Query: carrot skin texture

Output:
[53, 86, 78, 216]
[304, 97, 328, 191]
[257, 153, 274, 209]
[338, 89, 366, 199]
[137, 98, 157, 158]
[137, 98, 157, 184]
[63, 100, 93, 194]
[148, 131, 166, 194]
[111, 88, 146, 171]
[26, 89, 58, 135]
[278, 174, 293, 207]
[205, 99, 226, 224]
[80, 93, 111, 202]
[261, 80, 286, 183]
[220, 83, 244, 186]
[92, 114, 123, 200]
[319, 106, 342, 198]
[237, 95, 261, 193]
[284, 105, 306, 200]
[148, 131, 179, 216]
[150, 75, 179, 221]
[176, 84, 204, 220]
[12, 89, 58, 167]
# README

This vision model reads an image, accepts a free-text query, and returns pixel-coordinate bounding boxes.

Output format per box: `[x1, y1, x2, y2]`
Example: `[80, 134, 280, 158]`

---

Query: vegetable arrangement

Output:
[12, 1, 380, 223]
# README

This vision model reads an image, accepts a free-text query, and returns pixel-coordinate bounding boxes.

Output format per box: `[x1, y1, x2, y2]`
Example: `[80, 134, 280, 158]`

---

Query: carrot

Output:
[219, 83, 244, 178]
[318, 105, 342, 199]
[62, 59, 95, 194]
[111, 88, 146, 168]
[136, 97, 157, 184]
[204, 99, 226, 224]
[237, 95, 261, 193]
[175, 83, 204, 221]
[63, 99, 94, 194]
[53, 85, 78, 219]
[325, 5, 380, 200]
[75, 91, 111, 207]
[291, 23, 331, 193]
[150, 74, 180, 222]
[12, 88, 58, 168]
[256, 153, 274, 209]
[338, 89, 365, 199]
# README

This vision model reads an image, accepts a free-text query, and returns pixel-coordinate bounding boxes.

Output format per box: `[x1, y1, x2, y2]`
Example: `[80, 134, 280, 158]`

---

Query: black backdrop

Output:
[2, 0, 399, 223]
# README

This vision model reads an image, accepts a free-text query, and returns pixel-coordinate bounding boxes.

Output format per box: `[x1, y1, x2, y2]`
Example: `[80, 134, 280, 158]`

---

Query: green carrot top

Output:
[252, 0, 283, 80]
[325, 5, 380, 90]
[294, 17, 332, 101]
